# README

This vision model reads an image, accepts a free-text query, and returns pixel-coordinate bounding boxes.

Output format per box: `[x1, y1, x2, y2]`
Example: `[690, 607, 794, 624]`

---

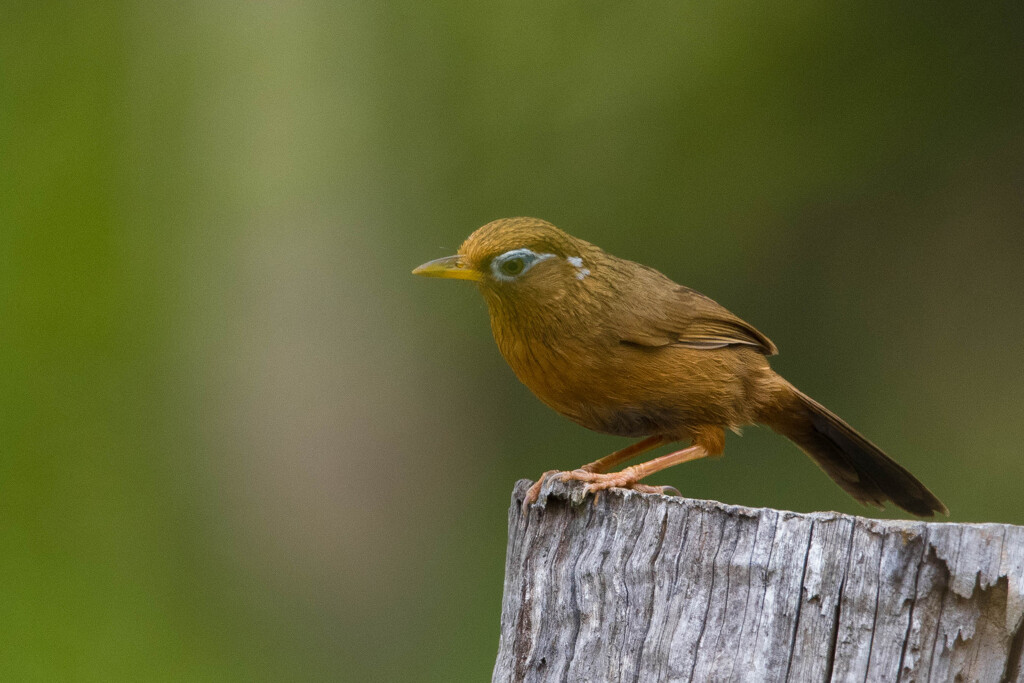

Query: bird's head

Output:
[413, 218, 599, 304]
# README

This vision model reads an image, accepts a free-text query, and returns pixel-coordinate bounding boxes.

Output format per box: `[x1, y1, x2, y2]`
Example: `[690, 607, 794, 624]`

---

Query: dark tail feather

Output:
[763, 381, 947, 517]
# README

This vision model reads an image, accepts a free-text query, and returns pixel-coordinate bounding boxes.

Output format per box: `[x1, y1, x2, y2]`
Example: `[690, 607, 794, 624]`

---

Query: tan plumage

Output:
[415, 217, 947, 517]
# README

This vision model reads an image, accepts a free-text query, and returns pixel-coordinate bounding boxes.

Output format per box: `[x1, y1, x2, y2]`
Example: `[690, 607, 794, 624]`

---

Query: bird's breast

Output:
[491, 321, 685, 436]
[492, 316, 600, 397]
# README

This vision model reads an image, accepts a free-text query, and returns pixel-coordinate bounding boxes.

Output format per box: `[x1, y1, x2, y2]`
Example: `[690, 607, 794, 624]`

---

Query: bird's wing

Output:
[618, 284, 778, 356]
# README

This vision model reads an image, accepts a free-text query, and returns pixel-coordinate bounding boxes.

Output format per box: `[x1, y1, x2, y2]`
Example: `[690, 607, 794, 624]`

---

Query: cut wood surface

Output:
[493, 479, 1024, 682]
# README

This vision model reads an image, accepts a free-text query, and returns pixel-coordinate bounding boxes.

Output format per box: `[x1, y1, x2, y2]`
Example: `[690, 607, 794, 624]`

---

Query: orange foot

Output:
[522, 470, 562, 512]
[560, 469, 680, 497]
[522, 468, 680, 512]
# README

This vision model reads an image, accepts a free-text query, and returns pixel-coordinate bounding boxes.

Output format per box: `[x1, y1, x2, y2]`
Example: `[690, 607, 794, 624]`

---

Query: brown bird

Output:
[413, 217, 946, 517]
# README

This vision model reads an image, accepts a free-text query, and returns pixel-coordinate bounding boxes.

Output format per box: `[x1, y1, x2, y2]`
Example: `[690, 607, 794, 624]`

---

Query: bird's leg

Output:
[521, 435, 667, 511]
[564, 444, 710, 494]
[579, 435, 668, 473]
[563, 426, 725, 496]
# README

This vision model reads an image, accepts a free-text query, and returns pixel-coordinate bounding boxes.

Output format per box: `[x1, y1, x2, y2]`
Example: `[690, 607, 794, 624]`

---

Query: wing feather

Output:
[617, 281, 777, 356]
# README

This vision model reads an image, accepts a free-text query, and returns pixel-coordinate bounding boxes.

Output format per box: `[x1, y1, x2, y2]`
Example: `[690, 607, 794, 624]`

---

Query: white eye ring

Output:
[490, 248, 555, 281]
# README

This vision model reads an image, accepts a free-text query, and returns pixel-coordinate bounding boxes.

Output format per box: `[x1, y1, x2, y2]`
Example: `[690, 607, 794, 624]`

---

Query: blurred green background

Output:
[3, 1, 1023, 680]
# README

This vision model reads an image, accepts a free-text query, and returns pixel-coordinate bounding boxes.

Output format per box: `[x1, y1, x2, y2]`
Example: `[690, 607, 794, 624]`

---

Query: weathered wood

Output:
[494, 479, 1024, 682]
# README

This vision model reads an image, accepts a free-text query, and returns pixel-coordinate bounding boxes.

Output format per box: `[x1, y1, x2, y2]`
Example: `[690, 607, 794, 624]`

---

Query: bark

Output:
[494, 479, 1024, 682]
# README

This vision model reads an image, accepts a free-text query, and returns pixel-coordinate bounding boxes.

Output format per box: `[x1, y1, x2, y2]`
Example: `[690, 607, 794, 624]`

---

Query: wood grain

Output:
[493, 479, 1024, 682]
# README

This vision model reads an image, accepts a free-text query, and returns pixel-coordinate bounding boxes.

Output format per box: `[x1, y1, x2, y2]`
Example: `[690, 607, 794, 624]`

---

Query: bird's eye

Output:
[500, 257, 525, 277]
[490, 248, 554, 281]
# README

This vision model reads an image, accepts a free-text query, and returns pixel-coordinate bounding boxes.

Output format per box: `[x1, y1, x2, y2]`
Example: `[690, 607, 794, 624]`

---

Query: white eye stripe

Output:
[490, 248, 555, 281]
[496, 248, 554, 262]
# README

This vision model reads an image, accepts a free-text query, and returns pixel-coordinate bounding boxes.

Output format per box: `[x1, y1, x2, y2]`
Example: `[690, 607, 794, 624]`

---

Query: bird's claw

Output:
[632, 484, 681, 497]
[522, 470, 562, 513]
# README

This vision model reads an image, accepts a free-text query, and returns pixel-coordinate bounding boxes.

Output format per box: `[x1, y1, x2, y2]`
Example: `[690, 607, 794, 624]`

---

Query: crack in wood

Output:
[687, 516, 728, 683]
[1000, 611, 1024, 683]
[632, 508, 670, 683]
[897, 525, 930, 682]
[783, 521, 815, 682]
[864, 530, 888, 676]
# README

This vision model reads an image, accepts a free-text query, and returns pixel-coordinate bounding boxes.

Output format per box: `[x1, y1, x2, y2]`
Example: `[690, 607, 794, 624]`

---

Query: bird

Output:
[413, 217, 947, 517]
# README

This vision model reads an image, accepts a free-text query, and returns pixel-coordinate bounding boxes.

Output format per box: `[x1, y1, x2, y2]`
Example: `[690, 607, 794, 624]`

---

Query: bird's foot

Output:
[560, 469, 679, 497]
[523, 468, 679, 513]
[522, 470, 563, 512]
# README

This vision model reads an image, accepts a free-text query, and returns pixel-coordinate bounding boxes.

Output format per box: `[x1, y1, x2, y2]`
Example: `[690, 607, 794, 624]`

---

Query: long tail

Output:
[760, 378, 947, 517]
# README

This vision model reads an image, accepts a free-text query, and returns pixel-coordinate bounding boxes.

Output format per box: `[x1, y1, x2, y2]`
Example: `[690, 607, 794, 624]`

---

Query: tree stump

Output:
[493, 479, 1024, 682]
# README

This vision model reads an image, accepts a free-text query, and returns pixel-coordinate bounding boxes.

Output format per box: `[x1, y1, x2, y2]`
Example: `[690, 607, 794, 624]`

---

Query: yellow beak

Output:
[412, 255, 483, 282]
